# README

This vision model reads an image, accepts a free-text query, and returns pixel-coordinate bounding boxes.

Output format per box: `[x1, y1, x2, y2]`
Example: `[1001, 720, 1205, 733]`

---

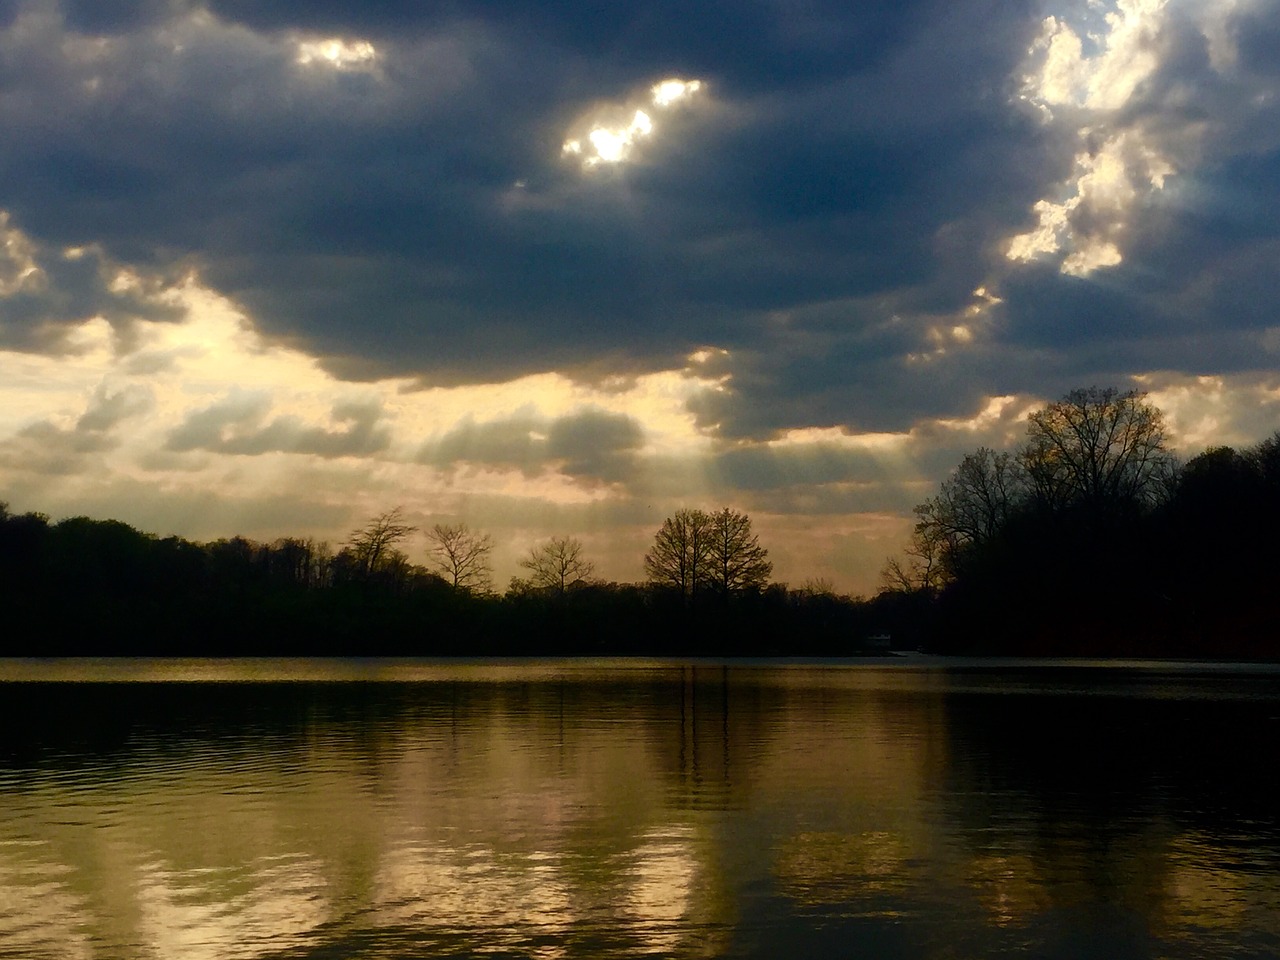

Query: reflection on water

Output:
[1, 659, 1278, 959]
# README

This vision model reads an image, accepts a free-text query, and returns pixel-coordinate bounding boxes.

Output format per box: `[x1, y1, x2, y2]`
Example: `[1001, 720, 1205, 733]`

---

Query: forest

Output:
[0, 501, 884, 657]
[1, 386, 1276, 659]
[883, 387, 1280, 658]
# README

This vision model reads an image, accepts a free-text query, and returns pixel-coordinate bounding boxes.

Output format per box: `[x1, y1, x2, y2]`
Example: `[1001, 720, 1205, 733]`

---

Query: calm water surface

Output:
[1, 658, 1277, 959]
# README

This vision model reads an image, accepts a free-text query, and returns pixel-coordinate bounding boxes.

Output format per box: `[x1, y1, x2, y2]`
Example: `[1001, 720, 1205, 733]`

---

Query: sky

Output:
[2, 0, 1279, 594]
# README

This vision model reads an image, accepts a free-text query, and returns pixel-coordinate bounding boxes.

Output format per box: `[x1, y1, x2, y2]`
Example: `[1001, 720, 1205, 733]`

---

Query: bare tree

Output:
[883, 387, 1174, 597]
[798, 577, 837, 597]
[1023, 387, 1173, 512]
[426, 523, 494, 593]
[643, 508, 714, 600]
[346, 508, 417, 580]
[880, 503, 949, 594]
[519, 536, 595, 597]
[705, 507, 772, 594]
[934, 447, 1027, 547]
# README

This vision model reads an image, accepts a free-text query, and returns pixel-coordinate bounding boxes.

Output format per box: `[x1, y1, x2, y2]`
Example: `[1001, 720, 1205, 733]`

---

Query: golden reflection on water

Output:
[0, 660, 1277, 959]
[964, 853, 1051, 927]
[373, 842, 572, 949]
[774, 830, 915, 905]
[0, 845, 93, 960]
[133, 854, 328, 960]
[1155, 833, 1280, 943]
[622, 827, 700, 953]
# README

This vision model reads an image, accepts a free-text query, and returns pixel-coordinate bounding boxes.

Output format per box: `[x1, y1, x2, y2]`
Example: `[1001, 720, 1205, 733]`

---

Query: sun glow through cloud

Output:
[295, 38, 378, 70]
[0, 272, 736, 583]
[651, 79, 702, 106]
[562, 77, 704, 168]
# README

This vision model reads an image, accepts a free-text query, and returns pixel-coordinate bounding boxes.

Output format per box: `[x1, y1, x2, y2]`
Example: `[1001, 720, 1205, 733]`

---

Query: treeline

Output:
[883, 387, 1280, 658]
[9, 384, 1272, 660]
[0, 503, 899, 657]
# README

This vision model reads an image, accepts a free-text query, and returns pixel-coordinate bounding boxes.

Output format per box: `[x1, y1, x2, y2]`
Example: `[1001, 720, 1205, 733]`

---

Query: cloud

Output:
[0, 212, 185, 351]
[0, 0, 1049, 409]
[166, 394, 391, 457]
[547, 408, 644, 481]
[0, 380, 152, 474]
[76, 381, 153, 432]
[421, 407, 644, 485]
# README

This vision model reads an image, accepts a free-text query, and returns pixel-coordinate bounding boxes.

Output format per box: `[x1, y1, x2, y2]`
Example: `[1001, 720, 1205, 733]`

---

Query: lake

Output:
[1, 658, 1277, 959]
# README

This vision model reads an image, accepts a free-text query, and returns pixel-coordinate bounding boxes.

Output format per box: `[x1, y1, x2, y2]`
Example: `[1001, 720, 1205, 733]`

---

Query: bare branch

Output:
[519, 536, 595, 597]
[346, 507, 416, 579]
[426, 523, 494, 593]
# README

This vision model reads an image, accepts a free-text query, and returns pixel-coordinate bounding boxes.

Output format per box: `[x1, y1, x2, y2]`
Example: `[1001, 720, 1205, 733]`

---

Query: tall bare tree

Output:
[346, 508, 416, 580]
[934, 447, 1026, 547]
[643, 508, 714, 600]
[883, 387, 1176, 595]
[426, 523, 494, 593]
[519, 536, 594, 597]
[705, 507, 772, 594]
[1023, 387, 1174, 511]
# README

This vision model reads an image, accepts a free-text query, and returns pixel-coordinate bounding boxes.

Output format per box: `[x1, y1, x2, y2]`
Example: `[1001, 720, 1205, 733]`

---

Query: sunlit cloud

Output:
[1007, 0, 1176, 275]
[0, 211, 41, 296]
[1024, 0, 1165, 113]
[295, 38, 379, 70]
[651, 78, 702, 107]
[562, 77, 704, 168]
[563, 110, 653, 166]
[1135, 371, 1280, 452]
[1006, 130, 1174, 275]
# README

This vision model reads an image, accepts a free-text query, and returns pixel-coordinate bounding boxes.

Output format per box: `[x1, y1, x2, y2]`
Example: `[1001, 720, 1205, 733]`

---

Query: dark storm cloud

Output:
[2, 0, 1279, 439]
[58, 0, 176, 33]
[0, 217, 185, 351]
[686, 302, 1004, 437]
[685, 0, 1280, 439]
[1232, 0, 1280, 76]
[421, 407, 643, 484]
[202, 0, 941, 92]
[166, 395, 391, 457]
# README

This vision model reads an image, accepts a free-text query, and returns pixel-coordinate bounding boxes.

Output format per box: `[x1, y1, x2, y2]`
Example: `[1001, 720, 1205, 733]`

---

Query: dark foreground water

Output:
[1, 658, 1277, 960]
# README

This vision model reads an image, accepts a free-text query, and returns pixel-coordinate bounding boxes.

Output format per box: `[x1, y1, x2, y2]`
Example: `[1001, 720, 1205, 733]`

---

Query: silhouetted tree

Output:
[880, 503, 949, 594]
[265, 537, 328, 588]
[644, 508, 714, 600]
[519, 536, 594, 597]
[705, 507, 772, 594]
[0, 503, 49, 586]
[935, 448, 1026, 547]
[881, 388, 1190, 654]
[346, 508, 416, 580]
[1023, 387, 1174, 513]
[798, 577, 838, 597]
[1155, 438, 1280, 652]
[1246, 431, 1280, 493]
[426, 523, 494, 593]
